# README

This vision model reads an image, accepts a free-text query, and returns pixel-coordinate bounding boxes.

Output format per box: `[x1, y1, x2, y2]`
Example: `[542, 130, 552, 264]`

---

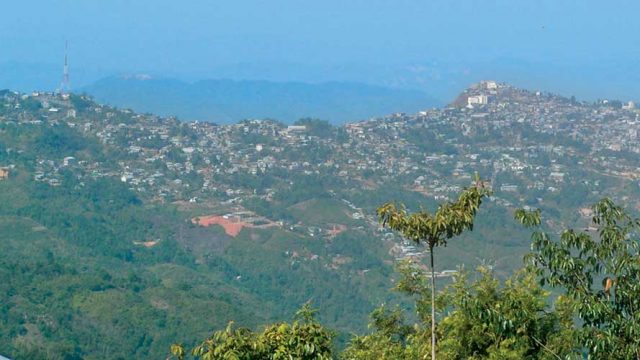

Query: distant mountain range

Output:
[80, 76, 440, 124]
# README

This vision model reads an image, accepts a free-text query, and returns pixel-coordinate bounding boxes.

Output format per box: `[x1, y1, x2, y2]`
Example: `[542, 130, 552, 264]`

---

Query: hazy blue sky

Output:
[1, 0, 639, 99]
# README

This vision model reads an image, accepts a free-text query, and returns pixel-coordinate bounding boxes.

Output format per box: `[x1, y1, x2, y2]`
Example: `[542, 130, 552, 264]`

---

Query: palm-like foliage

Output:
[377, 175, 490, 360]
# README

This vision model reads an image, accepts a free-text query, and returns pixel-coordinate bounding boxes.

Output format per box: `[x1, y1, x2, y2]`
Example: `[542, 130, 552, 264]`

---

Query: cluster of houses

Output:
[1, 82, 639, 261]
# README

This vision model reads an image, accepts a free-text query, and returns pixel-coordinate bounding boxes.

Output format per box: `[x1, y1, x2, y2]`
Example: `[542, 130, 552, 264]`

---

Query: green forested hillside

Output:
[0, 102, 399, 358]
[0, 175, 254, 358]
[169, 196, 640, 360]
[1, 86, 639, 358]
[0, 167, 404, 358]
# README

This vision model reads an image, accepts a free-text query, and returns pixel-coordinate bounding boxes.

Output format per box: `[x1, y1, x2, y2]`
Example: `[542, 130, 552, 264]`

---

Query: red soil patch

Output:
[192, 215, 249, 237]
[328, 224, 347, 237]
[407, 185, 430, 196]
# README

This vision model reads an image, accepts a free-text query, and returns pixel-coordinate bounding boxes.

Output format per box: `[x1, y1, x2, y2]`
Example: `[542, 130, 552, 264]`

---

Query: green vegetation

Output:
[342, 264, 577, 359]
[289, 198, 356, 226]
[377, 177, 491, 360]
[169, 304, 334, 360]
[173, 196, 640, 359]
[0, 177, 264, 359]
[518, 199, 640, 358]
[2, 91, 639, 359]
[293, 118, 334, 139]
[0, 174, 398, 358]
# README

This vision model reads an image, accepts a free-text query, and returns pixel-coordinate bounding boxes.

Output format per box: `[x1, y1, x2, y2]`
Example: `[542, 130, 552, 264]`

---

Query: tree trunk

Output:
[430, 243, 436, 360]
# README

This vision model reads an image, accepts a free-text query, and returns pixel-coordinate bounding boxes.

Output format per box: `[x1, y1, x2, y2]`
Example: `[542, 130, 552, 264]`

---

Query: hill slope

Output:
[1, 82, 639, 357]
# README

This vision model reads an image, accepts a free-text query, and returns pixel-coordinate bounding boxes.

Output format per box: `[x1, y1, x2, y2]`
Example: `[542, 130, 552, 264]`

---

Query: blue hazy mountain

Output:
[81, 76, 440, 124]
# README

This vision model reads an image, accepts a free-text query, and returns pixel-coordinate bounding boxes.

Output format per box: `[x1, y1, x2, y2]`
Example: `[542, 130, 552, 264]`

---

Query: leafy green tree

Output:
[436, 268, 578, 359]
[256, 305, 335, 359]
[69, 94, 93, 113]
[172, 322, 256, 360]
[20, 97, 42, 111]
[344, 261, 577, 360]
[377, 176, 490, 360]
[342, 303, 415, 360]
[516, 198, 640, 359]
[294, 118, 333, 138]
[169, 304, 334, 360]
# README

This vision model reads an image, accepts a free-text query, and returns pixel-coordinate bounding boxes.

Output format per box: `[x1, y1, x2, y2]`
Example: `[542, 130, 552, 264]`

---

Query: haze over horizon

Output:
[2, 0, 640, 102]
[3, 2, 640, 359]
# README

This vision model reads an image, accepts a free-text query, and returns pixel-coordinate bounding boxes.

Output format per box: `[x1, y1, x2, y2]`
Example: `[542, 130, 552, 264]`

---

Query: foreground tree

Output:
[257, 305, 334, 360]
[436, 268, 578, 359]
[343, 261, 578, 359]
[168, 304, 334, 360]
[377, 176, 490, 360]
[171, 189, 640, 359]
[341, 304, 414, 360]
[517, 198, 640, 359]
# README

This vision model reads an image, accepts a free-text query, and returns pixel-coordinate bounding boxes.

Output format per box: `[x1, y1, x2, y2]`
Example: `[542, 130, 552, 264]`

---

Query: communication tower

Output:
[59, 41, 70, 96]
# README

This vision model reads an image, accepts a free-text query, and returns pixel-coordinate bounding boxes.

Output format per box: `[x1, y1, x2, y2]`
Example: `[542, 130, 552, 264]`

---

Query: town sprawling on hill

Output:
[1, 81, 639, 358]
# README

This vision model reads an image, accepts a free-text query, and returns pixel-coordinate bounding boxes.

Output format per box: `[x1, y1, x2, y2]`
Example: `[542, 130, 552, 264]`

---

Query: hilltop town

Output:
[2, 82, 640, 359]
[1, 81, 639, 264]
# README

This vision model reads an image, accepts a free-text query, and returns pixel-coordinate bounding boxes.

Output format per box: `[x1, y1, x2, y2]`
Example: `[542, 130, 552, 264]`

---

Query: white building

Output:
[483, 81, 498, 90]
[63, 156, 76, 166]
[287, 125, 306, 132]
[468, 95, 489, 106]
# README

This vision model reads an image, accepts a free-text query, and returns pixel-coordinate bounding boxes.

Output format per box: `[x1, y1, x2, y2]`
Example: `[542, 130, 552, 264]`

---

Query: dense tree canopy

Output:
[169, 191, 640, 359]
[169, 304, 334, 360]
[517, 198, 640, 359]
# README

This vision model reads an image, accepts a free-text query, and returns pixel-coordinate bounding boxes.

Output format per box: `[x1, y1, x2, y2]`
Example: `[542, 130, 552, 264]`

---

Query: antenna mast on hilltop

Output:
[59, 41, 70, 96]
